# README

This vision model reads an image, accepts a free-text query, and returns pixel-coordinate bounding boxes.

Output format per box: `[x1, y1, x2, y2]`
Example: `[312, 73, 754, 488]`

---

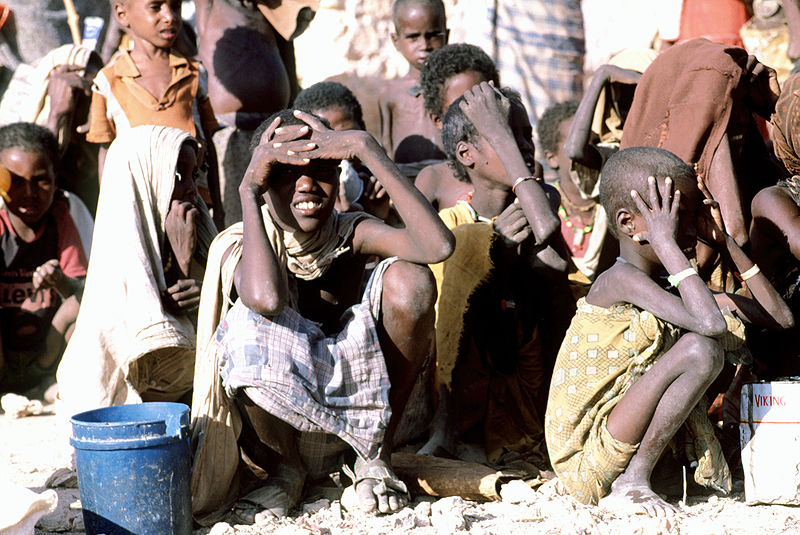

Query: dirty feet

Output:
[343, 456, 409, 514]
[232, 462, 306, 522]
[600, 477, 682, 517]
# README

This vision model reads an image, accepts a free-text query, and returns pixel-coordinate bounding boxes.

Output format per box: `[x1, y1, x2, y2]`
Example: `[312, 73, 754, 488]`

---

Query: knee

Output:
[381, 261, 437, 322]
[681, 333, 724, 379]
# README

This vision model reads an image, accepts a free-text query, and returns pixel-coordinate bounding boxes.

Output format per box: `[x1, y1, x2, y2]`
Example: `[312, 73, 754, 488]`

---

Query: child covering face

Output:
[545, 146, 792, 516]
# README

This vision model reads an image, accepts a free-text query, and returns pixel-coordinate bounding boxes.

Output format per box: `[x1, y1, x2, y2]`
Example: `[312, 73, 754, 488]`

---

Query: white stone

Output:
[500, 479, 538, 504]
[208, 522, 235, 535]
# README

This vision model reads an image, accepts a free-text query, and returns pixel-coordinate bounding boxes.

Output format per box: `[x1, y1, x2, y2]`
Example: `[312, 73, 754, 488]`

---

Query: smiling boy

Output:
[209, 108, 453, 518]
[378, 0, 449, 167]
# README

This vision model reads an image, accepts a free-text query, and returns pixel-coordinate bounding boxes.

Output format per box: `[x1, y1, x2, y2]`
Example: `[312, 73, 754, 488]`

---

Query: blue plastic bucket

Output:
[70, 402, 192, 535]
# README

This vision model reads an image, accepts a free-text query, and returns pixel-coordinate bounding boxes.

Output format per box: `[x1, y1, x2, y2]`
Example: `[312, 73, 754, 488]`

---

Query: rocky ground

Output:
[3, 405, 800, 535]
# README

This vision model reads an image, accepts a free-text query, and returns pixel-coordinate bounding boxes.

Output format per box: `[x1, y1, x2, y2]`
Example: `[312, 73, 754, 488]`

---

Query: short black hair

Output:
[392, 0, 446, 29]
[538, 101, 579, 154]
[600, 146, 695, 235]
[293, 81, 364, 130]
[0, 122, 59, 168]
[441, 87, 523, 183]
[420, 44, 499, 117]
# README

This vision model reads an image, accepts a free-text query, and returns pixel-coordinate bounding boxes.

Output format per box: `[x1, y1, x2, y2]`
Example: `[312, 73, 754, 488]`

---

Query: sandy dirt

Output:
[3, 405, 800, 535]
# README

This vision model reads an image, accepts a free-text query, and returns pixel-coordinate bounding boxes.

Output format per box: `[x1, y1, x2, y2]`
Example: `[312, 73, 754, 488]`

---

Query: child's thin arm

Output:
[461, 83, 559, 243]
[701, 180, 793, 329]
[564, 64, 641, 167]
[378, 92, 394, 156]
[596, 176, 727, 336]
[235, 119, 315, 316]
[295, 110, 455, 263]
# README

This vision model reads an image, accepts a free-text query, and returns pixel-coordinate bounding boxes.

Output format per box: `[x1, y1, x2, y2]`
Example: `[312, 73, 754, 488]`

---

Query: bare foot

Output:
[351, 456, 409, 514]
[233, 462, 306, 521]
[600, 478, 682, 518]
[417, 427, 456, 458]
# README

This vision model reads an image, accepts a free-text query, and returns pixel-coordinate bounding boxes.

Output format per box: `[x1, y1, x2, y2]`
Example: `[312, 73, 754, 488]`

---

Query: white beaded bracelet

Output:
[667, 267, 697, 288]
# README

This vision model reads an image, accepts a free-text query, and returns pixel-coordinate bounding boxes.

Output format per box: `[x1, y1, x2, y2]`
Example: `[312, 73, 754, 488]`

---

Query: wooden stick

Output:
[391, 452, 528, 502]
[62, 0, 81, 46]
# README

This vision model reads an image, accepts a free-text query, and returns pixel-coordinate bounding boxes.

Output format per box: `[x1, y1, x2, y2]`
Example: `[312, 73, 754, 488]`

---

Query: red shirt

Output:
[0, 195, 87, 350]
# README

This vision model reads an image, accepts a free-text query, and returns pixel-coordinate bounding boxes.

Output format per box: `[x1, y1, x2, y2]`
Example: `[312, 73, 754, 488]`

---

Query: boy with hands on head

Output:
[216, 108, 454, 517]
[545, 147, 792, 516]
[420, 82, 571, 459]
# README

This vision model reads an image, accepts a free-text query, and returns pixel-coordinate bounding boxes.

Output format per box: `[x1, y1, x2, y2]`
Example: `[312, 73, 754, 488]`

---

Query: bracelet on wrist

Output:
[740, 264, 761, 281]
[511, 175, 538, 194]
[667, 267, 697, 288]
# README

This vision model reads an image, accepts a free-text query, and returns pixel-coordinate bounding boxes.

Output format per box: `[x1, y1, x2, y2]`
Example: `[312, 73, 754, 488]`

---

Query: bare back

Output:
[197, 0, 291, 115]
[415, 161, 472, 211]
[380, 76, 444, 163]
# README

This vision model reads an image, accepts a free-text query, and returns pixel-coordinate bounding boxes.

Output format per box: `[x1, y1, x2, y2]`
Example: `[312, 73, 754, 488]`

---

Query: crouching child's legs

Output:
[353, 260, 437, 513]
[601, 332, 724, 516]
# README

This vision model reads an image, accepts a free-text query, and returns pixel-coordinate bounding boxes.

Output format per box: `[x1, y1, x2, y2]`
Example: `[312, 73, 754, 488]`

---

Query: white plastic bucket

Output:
[740, 380, 800, 504]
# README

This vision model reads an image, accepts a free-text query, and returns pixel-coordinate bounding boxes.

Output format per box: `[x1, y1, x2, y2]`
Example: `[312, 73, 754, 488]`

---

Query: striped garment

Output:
[487, 0, 585, 137]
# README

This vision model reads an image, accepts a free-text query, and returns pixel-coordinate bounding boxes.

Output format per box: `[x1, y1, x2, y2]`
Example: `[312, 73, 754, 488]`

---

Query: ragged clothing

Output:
[431, 208, 555, 463]
[217, 258, 395, 461]
[57, 126, 216, 417]
[545, 298, 746, 504]
[190, 207, 378, 524]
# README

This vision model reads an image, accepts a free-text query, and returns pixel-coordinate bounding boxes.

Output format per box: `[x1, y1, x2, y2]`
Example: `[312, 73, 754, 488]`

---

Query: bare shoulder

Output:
[415, 163, 441, 198]
[586, 262, 657, 309]
[752, 184, 796, 217]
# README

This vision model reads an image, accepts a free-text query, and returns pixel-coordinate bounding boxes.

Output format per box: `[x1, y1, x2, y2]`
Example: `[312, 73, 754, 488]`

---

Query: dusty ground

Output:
[3, 405, 800, 535]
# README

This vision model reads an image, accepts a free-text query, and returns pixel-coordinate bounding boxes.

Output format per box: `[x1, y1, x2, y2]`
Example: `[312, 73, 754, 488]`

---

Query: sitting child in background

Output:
[538, 101, 616, 296]
[294, 81, 390, 220]
[419, 83, 571, 462]
[0, 123, 87, 397]
[87, 0, 224, 227]
[378, 0, 448, 170]
[415, 43, 501, 211]
[195, 108, 453, 519]
[546, 146, 792, 515]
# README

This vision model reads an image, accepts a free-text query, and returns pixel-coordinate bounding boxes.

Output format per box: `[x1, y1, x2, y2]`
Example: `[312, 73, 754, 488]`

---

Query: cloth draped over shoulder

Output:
[190, 206, 373, 524]
[546, 298, 747, 504]
[57, 126, 216, 418]
[430, 206, 552, 464]
[771, 72, 800, 176]
[0, 44, 99, 131]
[620, 38, 748, 181]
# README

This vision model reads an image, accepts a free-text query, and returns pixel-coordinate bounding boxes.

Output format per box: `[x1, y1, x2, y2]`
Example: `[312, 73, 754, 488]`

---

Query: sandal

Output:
[341, 458, 409, 513]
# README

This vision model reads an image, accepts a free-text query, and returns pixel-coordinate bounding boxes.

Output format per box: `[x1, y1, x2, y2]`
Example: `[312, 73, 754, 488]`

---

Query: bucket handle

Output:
[164, 408, 188, 439]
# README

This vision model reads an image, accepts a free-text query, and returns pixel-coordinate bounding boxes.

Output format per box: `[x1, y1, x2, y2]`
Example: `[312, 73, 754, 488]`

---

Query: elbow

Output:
[429, 230, 456, 264]
[699, 316, 729, 338]
[776, 307, 795, 330]
[538, 218, 561, 243]
[241, 288, 286, 317]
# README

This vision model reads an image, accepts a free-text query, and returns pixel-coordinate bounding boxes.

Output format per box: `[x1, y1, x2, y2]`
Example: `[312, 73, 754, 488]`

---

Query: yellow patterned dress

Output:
[545, 298, 745, 504]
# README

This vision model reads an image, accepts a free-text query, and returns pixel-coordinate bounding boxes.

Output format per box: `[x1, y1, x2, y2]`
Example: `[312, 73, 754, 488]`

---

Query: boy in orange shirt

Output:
[87, 0, 223, 227]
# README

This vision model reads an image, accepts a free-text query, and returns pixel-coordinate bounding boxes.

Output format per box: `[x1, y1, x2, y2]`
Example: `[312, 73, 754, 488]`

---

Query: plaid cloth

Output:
[487, 0, 584, 134]
[217, 258, 396, 462]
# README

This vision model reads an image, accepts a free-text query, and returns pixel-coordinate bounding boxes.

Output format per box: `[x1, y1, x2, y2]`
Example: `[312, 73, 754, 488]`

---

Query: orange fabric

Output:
[678, 0, 749, 47]
[87, 50, 218, 143]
